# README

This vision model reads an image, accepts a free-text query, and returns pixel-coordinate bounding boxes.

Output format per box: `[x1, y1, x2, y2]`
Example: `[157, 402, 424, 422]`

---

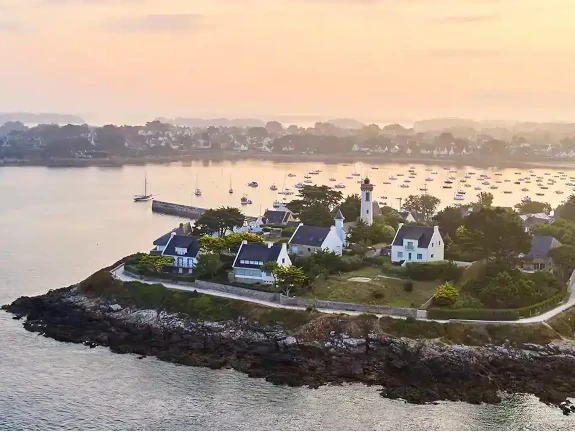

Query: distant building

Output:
[520, 235, 562, 273]
[262, 209, 295, 225]
[288, 210, 346, 256]
[519, 213, 554, 232]
[391, 224, 444, 263]
[161, 234, 200, 274]
[232, 242, 291, 285]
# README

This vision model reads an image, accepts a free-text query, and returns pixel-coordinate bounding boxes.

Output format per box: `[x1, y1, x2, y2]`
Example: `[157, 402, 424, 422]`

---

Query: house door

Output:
[408, 253, 412, 261]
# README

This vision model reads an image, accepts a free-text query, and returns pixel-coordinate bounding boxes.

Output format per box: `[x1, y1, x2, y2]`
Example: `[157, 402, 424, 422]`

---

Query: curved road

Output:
[112, 265, 575, 324]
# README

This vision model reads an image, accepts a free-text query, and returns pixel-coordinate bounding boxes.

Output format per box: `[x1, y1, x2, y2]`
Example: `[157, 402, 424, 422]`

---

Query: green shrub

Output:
[405, 261, 463, 282]
[281, 226, 296, 237]
[433, 282, 459, 306]
[340, 255, 363, 272]
[403, 279, 414, 292]
[363, 256, 386, 267]
[381, 262, 407, 277]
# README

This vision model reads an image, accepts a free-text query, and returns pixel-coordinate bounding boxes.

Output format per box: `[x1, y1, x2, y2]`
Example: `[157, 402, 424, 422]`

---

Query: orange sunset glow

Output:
[0, 0, 574, 124]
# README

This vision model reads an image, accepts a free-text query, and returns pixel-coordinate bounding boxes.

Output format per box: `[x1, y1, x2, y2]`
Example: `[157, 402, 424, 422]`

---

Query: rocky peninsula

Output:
[4, 268, 575, 412]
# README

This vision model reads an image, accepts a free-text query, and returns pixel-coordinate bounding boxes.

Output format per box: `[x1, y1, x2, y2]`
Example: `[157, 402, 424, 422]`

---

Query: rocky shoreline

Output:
[4, 286, 575, 412]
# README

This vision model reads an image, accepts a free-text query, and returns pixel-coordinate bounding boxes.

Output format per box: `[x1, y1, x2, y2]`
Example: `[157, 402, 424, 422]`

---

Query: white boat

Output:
[241, 195, 252, 205]
[400, 184, 409, 188]
[288, 173, 296, 177]
[425, 177, 433, 181]
[229, 175, 233, 194]
[304, 179, 313, 184]
[270, 184, 278, 191]
[329, 177, 336, 182]
[294, 182, 304, 189]
[454, 195, 465, 201]
[475, 187, 481, 190]
[194, 174, 202, 196]
[334, 183, 346, 189]
[521, 188, 529, 192]
[248, 181, 259, 187]
[389, 176, 397, 180]
[273, 200, 282, 208]
[352, 172, 361, 177]
[134, 172, 153, 202]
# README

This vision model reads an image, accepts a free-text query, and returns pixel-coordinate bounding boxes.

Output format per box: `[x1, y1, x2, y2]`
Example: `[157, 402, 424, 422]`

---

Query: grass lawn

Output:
[303, 267, 439, 308]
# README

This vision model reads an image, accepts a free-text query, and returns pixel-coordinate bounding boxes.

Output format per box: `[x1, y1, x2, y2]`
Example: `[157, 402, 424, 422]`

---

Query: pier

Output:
[152, 200, 258, 222]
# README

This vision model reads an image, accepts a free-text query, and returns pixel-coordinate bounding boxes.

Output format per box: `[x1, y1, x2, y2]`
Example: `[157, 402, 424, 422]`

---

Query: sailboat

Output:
[194, 174, 202, 196]
[229, 175, 234, 194]
[133, 172, 153, 202]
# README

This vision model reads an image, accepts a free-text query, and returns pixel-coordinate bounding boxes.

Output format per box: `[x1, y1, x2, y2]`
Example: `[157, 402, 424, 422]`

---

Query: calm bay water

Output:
[1, 161, 574, 430]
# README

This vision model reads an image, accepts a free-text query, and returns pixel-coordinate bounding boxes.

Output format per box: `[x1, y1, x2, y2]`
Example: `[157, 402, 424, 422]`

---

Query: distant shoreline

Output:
[3, 151, 575, 170]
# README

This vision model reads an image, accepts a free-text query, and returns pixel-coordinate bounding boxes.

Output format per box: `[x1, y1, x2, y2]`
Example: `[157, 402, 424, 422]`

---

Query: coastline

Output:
[3, 151, 575, 170]
[5, 277, 575, 411]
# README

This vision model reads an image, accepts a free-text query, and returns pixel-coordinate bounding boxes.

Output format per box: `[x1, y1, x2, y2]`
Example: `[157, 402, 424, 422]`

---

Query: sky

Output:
[0, 0, 574, 125]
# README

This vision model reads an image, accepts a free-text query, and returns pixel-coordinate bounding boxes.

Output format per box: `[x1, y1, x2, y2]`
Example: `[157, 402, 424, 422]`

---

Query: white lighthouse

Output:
[360, 177, 374, 225]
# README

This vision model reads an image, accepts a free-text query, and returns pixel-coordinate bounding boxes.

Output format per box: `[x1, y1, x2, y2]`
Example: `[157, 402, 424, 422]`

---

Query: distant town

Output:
[2, 115, 575, 166]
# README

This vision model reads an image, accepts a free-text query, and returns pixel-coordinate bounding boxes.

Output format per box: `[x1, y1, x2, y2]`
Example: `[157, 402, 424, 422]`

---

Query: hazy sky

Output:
[1, 0, 574, 124]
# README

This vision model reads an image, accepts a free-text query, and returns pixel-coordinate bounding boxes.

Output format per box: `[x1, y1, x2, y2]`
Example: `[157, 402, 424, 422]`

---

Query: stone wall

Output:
[193, 279, 280, 303]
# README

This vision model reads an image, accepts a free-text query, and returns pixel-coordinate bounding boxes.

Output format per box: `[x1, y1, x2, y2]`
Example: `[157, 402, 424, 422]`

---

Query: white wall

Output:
[321, 228, 344, 256]
[390, 228, 444, 263]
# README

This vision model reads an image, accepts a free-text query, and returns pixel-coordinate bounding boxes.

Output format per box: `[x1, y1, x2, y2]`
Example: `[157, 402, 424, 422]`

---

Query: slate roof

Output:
[526, 235, 559, 259]
[335, 209, 345, 220]
[163, 235, 200, 258]
[233, 244, 283, 269]
[519, 213, 554, 223]
[263, 210, 291, 224]
[289, 225, 331, 247]
[392, 225, 435, 248]
[153, 222, 193, 245]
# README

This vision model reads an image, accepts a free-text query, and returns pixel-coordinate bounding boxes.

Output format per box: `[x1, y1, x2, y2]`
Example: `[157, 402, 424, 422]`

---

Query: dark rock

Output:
[5, 286, 575, 412]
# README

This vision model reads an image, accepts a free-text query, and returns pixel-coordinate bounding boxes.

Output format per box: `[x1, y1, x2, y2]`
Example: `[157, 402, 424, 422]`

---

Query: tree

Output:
[532, 219, 575, 246]
[433, 282, 459, 306]
[273, 266, 308, 296]
[460, 207, 531, 261]
[136, 255, 174, 274]
[555, 195, 575, 221]
[433, 206, 464, 239]
[193, 207, 245, 237]
[514, 198, 552, 215]
[548, 245, 575, 282]
[288, 185, 343, 214]
[225, 232, 264, 252]
[198, 236, 227, 254]
[299, 204, 334, 228]
[349, 219, 395, 245]
[402, 194, 441, 222]
[247, 127, 269, 140]
[265, 121, 283, 135]
[339, 194, 361, 221]
[475, 192, 493, 208]
[194, 253, 223, 279]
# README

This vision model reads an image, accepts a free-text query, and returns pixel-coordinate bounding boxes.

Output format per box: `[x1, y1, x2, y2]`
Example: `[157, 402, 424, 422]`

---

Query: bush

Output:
[433, 282, 459, 306]
[363, 256, 386, 267]
[403, 279, 414, 292]
[405, 261, 463, 282]
[340, 255, 363, 272]
[427, 308, 520, 321]
[381, 262, 407, 278]
[281, 226, 296, 237]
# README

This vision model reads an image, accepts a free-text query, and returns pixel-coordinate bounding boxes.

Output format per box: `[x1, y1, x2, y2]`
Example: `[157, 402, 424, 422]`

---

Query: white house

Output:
[160, 233, 201, 273]
[232, 241, 291, 285]
[288, 210, 346, 256]
[390, 224, 444, 263]
[151, 222, 193, 254]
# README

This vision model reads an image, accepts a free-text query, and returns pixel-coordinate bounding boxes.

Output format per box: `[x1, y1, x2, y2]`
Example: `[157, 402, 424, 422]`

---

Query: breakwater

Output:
[152, 200, 259, 222]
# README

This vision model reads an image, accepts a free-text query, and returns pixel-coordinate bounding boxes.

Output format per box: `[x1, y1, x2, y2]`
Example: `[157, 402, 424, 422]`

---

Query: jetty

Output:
[152, 200, 258, 222]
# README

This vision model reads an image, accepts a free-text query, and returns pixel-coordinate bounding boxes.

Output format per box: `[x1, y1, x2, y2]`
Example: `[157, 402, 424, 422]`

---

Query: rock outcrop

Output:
[5, 286, 575, 409]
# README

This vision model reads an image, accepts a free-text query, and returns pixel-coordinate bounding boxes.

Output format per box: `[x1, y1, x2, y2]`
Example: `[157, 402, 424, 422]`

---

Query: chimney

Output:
[241, 240, 248, 245]
[434, 225, 439, 232]
[267, 242, 273, 248]
[170, 231, 177, 237]
[398, 223, 404, 230]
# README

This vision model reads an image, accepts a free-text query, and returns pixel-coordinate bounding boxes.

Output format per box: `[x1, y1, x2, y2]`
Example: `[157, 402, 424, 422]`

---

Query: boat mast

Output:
[144, 172, 147, 196]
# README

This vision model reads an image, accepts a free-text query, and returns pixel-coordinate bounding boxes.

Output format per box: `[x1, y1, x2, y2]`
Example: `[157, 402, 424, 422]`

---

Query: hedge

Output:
[405, 261, 463, 282]
[428, 291, 569, 321]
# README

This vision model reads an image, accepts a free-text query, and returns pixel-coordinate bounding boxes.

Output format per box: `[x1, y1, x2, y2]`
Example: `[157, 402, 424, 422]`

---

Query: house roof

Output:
[519, 213, 553, 222]
[392, 225, 435, 248]
[233, 243, 283, 269]
[526, 235, 560, 259]
[263, 210, 291, 224]
[153, 222, 192, 245]
[163, 235, 200, 258]
[289, 225, 331, 247]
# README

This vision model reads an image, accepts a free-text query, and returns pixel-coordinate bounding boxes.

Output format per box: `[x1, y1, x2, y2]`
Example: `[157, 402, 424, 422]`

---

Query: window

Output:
[431, 242, 434, 247]
[177, 257, 183, 267]
[187, 258, 191, 267]
[365, 191, 371, 202]
[534, 263, 546, 270]
[366, 210, 369, 214]
[307, 247, 311, 252]
[417, 254, 423, 260]
[431, 254, 434, 258]
[398, 251, 403, 258]
[439, 241, 441, 245]
[282, 258, 285, 264]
